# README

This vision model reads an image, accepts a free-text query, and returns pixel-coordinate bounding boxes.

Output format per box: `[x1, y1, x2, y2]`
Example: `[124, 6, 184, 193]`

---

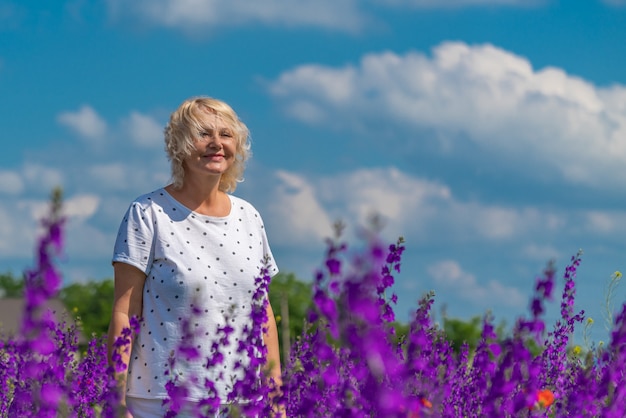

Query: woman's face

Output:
[182, 110, 237, 181]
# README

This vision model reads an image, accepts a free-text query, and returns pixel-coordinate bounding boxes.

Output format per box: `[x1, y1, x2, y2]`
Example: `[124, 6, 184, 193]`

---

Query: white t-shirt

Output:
[112, 188, 278, 402]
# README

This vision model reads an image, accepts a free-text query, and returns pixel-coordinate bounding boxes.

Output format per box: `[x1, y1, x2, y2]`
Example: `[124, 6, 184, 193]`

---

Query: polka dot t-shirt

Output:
[112, 188, 278, 402]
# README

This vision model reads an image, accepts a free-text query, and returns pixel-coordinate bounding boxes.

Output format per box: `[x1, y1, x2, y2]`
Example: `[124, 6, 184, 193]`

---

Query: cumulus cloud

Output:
[0, 193, 100, 261]
[64, 219, 112, 261]
[0, 195, 73, 259]
[0, 171, 24, 194]
[102, 0, 547, 35]
[21, 164, 64, 193]
[0, 203, 36, 258]
[259, 167, 452, 247]
[329, 169, 560, 242]
[268, 42, 626, 190]
[88, 163, 131, 191]
[105, 0, 366, 33]
[64, 194, 100, 222]
[584, 210, 626, 235]
[52, 106, 169, 194]
[521, 243, 561, 262]
[57, 105, 107, 141]
[265, 170, 334, 247]
[86, 161, 168, 194]
[260, 167, 568, 248]
[124, 111, 163, 148]
[317, 167, 452, 237]
[428, 259, 526, 307]
[375, 0, 542, 7]
[0, 105, 168, 268]
[25, 194, 99, 230]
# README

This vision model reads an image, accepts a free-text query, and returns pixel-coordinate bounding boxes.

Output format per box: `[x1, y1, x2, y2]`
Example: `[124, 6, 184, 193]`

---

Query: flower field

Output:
[1, 191, 626, 417]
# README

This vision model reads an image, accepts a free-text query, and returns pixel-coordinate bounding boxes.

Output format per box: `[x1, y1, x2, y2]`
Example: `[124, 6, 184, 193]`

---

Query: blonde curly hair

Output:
[164, 96, 251, 192]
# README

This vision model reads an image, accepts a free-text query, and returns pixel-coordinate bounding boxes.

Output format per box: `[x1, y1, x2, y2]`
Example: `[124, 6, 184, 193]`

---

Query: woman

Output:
[107, 97, 282, 417]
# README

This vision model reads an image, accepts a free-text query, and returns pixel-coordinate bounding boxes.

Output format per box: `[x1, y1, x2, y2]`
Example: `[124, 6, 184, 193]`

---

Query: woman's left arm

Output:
[263, 302, 282, 385]
[263, 302, 286, 416]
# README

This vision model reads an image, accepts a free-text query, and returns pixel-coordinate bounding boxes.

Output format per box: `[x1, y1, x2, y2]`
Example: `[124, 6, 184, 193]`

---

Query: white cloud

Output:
[19, 200, 49, 227]
[0, 203, 35, 258]
[124, 111, 163, 148]
[0, 194, 76, 259]
[584, 210, 626, 235]
[317, 167, 451, 237]
[0, 204, 23, 257]
[103, 0, 548, 35]
[521, 244, 561, 261]
[0, 105, 169, 268]
[22, 193, 100, 236]
[379, 0, 543, 7]
[22, 164, 64, 193]
[57, 105, 107, 139]
[268, 42, 626, 190]
[0, 193, 104, 264]
[64, 221, 112, 261]
[86, 162, 169, 193]
[428, 259, 526, 307]
[105, 0, 366, 33]
[57, 105, 107, 140]
[88, 163, 129, 190]
[329, 169, 559, 242]
[259, 167, 566, 248]
[15, 194, 100, 225]
[466, 205, 546, 240]
[265, 170, 334, 247]
[0, 171, 24, 194]
[64, 194, 100, 222]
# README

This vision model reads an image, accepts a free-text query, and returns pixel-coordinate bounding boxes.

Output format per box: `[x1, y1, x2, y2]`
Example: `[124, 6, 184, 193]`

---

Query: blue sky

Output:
[1, 0, 625, 343]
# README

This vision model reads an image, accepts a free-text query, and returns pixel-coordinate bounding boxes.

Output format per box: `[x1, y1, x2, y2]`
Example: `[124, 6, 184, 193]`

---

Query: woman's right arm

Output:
[107, 262, 147, 410]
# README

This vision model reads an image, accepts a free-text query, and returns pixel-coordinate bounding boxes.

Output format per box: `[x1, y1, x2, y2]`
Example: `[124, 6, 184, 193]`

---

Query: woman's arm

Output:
[107, 262, 146, 408]
[263, 302, 282, 382]
[263, 301, 286, 416]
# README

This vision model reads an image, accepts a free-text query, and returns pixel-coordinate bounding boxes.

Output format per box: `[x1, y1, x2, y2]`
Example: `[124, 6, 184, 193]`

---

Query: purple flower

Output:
[4, 189, 626, 417]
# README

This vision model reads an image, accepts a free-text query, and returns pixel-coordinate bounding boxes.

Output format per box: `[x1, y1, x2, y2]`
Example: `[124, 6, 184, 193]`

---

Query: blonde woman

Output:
[108, 97, 282, 417]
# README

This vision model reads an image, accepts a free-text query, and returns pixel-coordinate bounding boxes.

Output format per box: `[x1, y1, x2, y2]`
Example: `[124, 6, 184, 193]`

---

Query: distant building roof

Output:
[0, 298, 84, 342]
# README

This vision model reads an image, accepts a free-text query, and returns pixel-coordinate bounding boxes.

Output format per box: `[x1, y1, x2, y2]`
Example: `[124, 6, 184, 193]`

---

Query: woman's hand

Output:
[118, 403, 134, 418]
[108, 263, 146, 418]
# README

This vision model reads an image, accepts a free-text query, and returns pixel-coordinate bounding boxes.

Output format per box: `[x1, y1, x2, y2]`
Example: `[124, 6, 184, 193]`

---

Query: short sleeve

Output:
[112, 201, 155, 275]
[258, 212, 279, 278]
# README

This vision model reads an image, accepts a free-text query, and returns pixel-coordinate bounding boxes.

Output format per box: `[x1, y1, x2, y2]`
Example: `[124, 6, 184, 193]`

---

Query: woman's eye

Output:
[221, 132, 233, 138]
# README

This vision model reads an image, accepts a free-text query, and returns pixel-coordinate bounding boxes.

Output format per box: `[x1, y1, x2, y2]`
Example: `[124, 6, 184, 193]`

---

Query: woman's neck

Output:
[165, 177, 230, 217]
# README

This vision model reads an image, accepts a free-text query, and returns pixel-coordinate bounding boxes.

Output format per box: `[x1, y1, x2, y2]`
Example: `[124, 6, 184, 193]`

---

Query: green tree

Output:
[443, 316, 483, 353]
[57, 272, 315, 355]
[0, 271, 24, 298]
[441, 316, 543, 358]
[59, 279, 114, 339]
[390, 321, 410, 345]
[268, 272, 313, 362]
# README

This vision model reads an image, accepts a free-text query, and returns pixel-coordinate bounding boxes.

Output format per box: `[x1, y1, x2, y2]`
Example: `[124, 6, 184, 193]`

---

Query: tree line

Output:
[0, 271, 493, 360]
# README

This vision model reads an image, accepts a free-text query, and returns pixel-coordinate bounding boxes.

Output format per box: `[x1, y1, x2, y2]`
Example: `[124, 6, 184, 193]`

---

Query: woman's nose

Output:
[199, 132, 218, 144]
